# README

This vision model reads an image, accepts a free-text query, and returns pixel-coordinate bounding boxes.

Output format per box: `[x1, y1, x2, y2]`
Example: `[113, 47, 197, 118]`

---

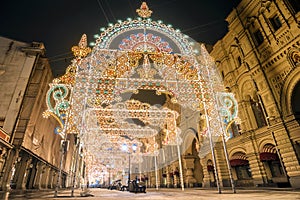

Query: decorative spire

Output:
[71, 34, 91, 58]
[136, 2, 152, 18]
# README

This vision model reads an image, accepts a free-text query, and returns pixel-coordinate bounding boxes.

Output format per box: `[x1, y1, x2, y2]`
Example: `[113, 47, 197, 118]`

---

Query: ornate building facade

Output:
[206, 0, 300, 188]
[0, 36, 82, 191]
[1, 0, 300, 192]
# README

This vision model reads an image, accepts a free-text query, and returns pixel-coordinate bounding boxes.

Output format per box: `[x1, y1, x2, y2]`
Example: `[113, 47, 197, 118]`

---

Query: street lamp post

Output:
[122, 143, 137, 190]
[128, 153, 131, 186]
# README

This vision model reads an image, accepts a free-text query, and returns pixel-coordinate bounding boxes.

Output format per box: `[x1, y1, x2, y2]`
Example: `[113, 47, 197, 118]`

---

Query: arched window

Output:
[250, 97, 267, 128]
[288, 50, 300, 68]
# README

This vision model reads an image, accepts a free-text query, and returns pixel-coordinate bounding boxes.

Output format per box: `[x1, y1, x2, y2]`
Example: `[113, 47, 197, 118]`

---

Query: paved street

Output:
[2, 187, 300, 200]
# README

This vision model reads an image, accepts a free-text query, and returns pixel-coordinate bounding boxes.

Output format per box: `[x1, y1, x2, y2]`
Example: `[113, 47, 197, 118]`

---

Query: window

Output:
[237, 56, 242, 66]
[236, 165, 252, 180]
[250, 98, 267, 128]
[253, 30, 264, 46]
[231, 122, 241, 137]
[269, 15, 282, 31]
[268, 160, 284, 177]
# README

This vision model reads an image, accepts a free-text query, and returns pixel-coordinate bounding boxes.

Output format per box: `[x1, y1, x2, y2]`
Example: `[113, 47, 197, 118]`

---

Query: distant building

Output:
[0, 36, 80, 191]
[208, 0, 300, 188]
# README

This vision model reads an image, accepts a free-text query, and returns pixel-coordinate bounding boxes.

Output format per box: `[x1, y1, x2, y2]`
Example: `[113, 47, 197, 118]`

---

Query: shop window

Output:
[253, 30, 264, 46]
[269, 15, 282, 31]
[236, 165, 252, 180]
[268, 160, 284, 177]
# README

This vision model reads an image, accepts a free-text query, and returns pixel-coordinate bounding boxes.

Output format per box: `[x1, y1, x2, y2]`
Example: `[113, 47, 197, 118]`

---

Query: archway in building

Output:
[192, 139, 203, 187]
[291, 81, 300, 124]
[206, 159, 216, 187]
[230, 152, 253, 187]
[181, 128, 203, 187]
[259, 143, 286, 185]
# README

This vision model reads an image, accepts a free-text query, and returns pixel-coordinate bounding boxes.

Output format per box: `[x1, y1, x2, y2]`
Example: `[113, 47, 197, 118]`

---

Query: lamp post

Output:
[122, 143, 137, 188]
[128, 153, 131, 185]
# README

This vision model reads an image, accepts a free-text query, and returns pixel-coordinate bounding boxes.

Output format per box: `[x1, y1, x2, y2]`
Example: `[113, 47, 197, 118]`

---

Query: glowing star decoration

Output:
[136, 2, 152, 18]
[71, 34, 91, 58]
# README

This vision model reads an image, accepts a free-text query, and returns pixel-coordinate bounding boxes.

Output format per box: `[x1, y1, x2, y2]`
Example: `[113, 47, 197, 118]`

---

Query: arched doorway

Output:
[259, 143, 286, 186]
[291, 81, 300, 124]
[206, 159, 215, 187]
[230, 152, 253, 187]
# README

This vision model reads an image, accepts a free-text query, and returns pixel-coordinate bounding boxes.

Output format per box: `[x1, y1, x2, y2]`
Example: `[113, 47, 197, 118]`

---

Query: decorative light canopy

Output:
[43, 2, 238, 178]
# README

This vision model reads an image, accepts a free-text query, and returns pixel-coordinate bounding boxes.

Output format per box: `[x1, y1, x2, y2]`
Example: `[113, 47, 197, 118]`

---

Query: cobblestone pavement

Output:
[2, 187, 300, 200]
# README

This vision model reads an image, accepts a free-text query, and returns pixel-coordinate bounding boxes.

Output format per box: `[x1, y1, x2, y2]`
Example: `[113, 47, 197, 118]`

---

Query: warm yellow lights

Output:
[136, 2, 152, 18]
[71, 34, 91, 58]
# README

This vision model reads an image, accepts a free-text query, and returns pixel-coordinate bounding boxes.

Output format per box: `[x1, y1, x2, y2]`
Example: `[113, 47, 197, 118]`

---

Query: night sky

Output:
[1, 0, 241, 76]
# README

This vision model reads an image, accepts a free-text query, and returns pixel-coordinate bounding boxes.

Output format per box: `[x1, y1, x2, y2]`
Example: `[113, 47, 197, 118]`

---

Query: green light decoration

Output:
[42, 83, 72, 138]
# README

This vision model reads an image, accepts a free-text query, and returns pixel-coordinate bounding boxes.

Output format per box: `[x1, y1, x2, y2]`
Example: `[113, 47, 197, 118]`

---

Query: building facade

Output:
[0, 36, 81, 191]
[142, 0, 300, 190]
[206, 0, 300, 188]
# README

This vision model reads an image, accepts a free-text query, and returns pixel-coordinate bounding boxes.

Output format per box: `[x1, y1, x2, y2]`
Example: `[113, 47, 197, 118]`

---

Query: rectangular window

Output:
[253, 30, 264, 46]
[269, 15, 282, 31]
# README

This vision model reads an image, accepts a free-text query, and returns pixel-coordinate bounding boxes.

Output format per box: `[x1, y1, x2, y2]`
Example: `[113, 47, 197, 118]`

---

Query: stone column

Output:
[26, 161, 37, 189]
[172, 165, 179, 188]
[41, 166, 50, 189]
[166, 167, 171, 188]
[47, 169, 54, 189]
[33, 162, 43, 189]
[0, 148, 8, 178]
[20, 157, 33, 189]
[200, 158, 211, 187]
[11, 157, 22, 189]
[52, 171, 58, 189]
[150, 171, 155, 188]
[183, 156, 197, 188]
